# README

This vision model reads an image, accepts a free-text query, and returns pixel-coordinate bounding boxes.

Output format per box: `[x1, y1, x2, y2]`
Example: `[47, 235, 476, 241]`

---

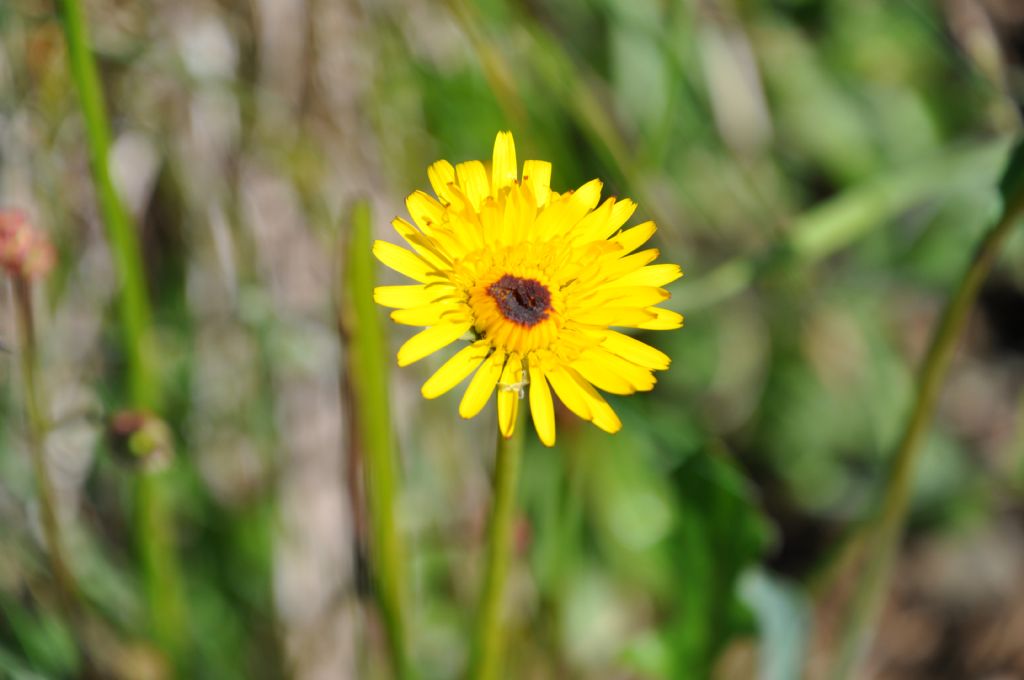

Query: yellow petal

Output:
[612, 220, 656, 254]
[390, 302, 467, 326]
[577, 197, 638, 242]
[396, 322, 472, 367]
[373, 240, 440, 283]
[532, 195, 575, 238]
[428, 160, 456, 204]
[460, 348, 506, 419]
[528, 357, 556, 446]
[571, 359, 634, 395]
[575, 286, 669, 309]
[535, 180, 604, 238]
[522, 160, 551, 207]
[442, 182, 473, 215]
[406, 190, 445, 232]
[439, 211, 483, 253]
[583, 248, 660, 286]
[572, 307, 656, 327]
[374, 284, 452, 309]
[561, 180, 605, 236]
[456, 161, 490, 210]
[574, 348, 656, 392]
[391, 218, 451, 269]
[546, 367, 592, 421]
[497, 354, 522, 438]
[600, 331, 671, 370]
[614, 264, 683, 288]
[572, 197, 616, 242]
[606, 198, 637, 235]
[567, 179, 603, 221]
[578, 386, 622, 434]
[422, 340, 491, 399]
[559, 367, 622, 433]
[491, 131, 518, 194]
[479, 198, 502, 246]
[579, 199, 640, 243]
[501, 184, 531, 244]
[637, 307, 684, 330]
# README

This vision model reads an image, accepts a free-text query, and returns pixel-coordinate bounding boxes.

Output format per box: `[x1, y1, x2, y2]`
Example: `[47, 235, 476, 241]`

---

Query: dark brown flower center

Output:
[488, 274, 551, 327]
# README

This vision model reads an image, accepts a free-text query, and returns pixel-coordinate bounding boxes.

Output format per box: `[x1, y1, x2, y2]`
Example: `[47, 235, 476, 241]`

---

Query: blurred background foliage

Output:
[1, 0, 1024, 678]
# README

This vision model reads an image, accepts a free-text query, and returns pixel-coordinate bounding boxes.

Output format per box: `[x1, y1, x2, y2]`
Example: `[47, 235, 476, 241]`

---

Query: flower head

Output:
[0, 210, 55, 280]
[374, 132, 682, 446]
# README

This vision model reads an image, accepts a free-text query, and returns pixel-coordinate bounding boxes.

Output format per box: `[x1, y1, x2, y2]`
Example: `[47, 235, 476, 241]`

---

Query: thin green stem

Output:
[134, 471, 184, 659]
[829, 146, 1024, 679]
[55, 0, 185, 665]
[55, 0, 154, 409]
[471, 419, 526, 680]
[341, 201, 410, 678]
[12, 279, 78, 615]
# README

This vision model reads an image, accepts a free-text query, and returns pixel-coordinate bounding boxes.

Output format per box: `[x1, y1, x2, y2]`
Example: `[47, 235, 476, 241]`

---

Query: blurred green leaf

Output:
[0, 645, 49, 680]
[999, 137, 1024, 211]
[0, 599, 78, 677]
[664, 451, 771, 679]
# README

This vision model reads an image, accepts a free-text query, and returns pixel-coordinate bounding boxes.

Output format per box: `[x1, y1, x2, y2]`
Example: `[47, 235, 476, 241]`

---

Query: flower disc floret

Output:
[488, 275, 550, 327]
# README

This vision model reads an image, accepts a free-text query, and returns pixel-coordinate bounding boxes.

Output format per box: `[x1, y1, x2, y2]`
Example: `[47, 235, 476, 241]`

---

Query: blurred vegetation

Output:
[2, 0, 1024, 678]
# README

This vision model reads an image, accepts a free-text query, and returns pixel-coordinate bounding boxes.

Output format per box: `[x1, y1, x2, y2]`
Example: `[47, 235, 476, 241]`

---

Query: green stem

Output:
[55, 0, 154, 408]
[341, 201, 410, 678]
[12, 279, 78, 615]
[54, 0, 185, 665]
[134, 471, 185, 659]
[829, 148, 1024, 679]
[471, 419, 525, 680]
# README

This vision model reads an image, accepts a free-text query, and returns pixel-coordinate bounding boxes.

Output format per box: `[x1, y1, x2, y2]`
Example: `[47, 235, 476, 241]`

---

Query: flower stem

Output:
[340, 201, 410, 678]
[54, 0, 186, 664]
[829, 143, 1024, 679]
[471, 419, 525, 680]
[55, 0, 155, 408]
[12, 279, 78, 615]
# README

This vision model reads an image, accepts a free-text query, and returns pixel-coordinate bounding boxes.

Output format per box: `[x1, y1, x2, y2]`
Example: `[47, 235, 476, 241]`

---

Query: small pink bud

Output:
[0, 209, 56, 279]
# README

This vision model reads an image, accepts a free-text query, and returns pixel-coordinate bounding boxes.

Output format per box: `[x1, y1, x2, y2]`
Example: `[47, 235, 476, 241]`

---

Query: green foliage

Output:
[662, 451, 772, 679]
[0, 598, 78, 677]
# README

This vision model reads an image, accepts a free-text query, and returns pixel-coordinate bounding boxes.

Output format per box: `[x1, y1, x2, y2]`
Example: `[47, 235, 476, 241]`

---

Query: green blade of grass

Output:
[340, 200, 409, 678]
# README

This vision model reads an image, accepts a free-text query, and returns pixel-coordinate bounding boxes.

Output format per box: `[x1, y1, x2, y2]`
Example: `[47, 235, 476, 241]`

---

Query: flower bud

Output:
[0, 210, 56, 279]
[108, 410, 175, 472]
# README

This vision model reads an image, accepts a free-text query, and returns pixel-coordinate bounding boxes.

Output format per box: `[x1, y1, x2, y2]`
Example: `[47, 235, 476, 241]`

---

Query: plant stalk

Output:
[829, 146, 1024, 679]
[340, 201, 410, 678]
[55, 0, 155, 407]
[55, 0, 186, 664]
[471, 418, 525, 680]
[12, 279, 78, 615]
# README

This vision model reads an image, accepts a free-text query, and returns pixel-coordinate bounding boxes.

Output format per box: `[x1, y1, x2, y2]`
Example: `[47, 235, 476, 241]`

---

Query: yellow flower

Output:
[373, 131, 682, 446]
